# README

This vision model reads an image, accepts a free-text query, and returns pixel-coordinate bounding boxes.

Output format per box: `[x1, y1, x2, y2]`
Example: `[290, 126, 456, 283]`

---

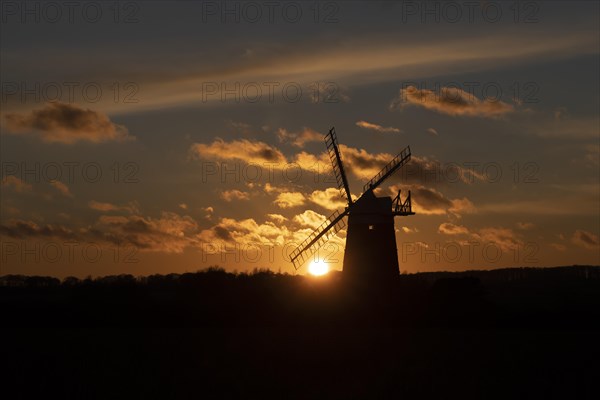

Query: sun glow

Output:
[308, 260, 329, 276]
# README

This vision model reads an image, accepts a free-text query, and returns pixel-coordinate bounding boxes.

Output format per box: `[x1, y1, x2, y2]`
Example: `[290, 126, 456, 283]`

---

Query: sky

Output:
[1, 0, 599, 278]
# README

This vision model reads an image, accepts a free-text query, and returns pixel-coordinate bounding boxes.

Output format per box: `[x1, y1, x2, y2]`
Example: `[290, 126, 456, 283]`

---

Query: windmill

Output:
[290, 127, 415, 280]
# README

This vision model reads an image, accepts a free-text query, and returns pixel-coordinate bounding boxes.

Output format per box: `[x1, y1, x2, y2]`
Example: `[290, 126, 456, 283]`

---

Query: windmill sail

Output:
[325, 128, 352, 204]
[289, 209, 348, 270]
[363, 146, 411, 193]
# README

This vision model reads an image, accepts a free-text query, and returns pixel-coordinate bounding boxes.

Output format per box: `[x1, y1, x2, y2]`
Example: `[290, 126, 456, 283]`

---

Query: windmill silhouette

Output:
[290, 127, 415, 280]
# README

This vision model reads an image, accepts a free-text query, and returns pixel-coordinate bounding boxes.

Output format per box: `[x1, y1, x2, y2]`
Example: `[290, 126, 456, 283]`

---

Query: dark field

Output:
[2, 266, 599, 399]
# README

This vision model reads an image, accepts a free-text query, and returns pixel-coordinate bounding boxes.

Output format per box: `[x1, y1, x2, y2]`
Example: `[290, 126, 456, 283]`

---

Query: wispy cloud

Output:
[438, 223, 523, 252]
[190, 138, 287, 164]
[572, 229, 599, 250]
[88, 201, 140, 214]
[516, 222, 534, 230]
[1, 176, 32, 193]
[50, 181, 72, 197]
[356, 120, 401, 133]
[277, 127, 323, 148]
[438, 222, 470, 235]
[390, 86, 514, 117]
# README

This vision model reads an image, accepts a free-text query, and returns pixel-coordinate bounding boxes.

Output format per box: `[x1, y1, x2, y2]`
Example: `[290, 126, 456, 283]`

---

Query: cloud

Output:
[437, 223, 523, 252]
[581, 143, 599, 167]
[4, 206, 21, 216]
[274, 192, 306, 208]
[88, 200, 139, 214]
[202, 217, 294, 247]
[189, 137, 481, 193]
[220, 189, 250, 202]
[0, 211, 321, 258]
[308, 83, 350, 104]
[448, 197, 476, 216]
[438, 223, 470, 235]
[2, 102, 133, 144]
[1, 176, 32, 192]
[226, 120, 252, 134]
[390, 85, 514, 117]
[293, 151, 331, 171]
[0, 207, 348, 262]
[476, 227, 523, 252]
[212, 225, 234, 242]
[400, 186, 450, 215]
[332, 146, 482, 186]
[586, 144, 600, 161]
[277, 127, 323, 148]
[92, 212, 199, 253]
[571, 230, 599, 250]
[551, 243, 567, 251]
[517, 113, 599, 139]
[263, 183, 282, 194]
[201, 206, 214, 219]
[50, 181, 72, 197]
[290, 209, 348, 250]
[394, 185, 451, 215]
[427, 128, 438, 136]
[178, 203, 188, 210]
[478, 198, 598, 216]
[516, 222, 534, 230]
[293, 210, 327, 229]
[309, 188, 348, 210]
[397, 155, 485, 186]
[189, 138, 287, 165]
[267, 214, 287, 223]
[389, 184, 475, 217]
[64, 30, 595, 115]
[392, 185, 474, 216]
[338, 144, 393, 179]
[188, 137, 478, 190]
[356, 120, 401, 133]
[0, 219, 79, 240]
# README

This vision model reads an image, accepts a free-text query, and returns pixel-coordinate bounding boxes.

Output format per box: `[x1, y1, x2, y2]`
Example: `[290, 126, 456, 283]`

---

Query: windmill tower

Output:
[290, 127, 415, 280]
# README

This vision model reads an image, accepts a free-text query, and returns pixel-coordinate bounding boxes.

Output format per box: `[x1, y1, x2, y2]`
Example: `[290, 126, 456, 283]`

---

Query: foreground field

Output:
[2, 266, 599, 399]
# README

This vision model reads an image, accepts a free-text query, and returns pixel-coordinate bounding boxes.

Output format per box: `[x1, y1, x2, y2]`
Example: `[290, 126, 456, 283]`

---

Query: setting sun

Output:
[308, 260, 329, 276]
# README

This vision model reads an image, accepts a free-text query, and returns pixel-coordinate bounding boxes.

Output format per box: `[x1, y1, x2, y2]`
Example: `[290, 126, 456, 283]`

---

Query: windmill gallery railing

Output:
[393, 190, 415, 216]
